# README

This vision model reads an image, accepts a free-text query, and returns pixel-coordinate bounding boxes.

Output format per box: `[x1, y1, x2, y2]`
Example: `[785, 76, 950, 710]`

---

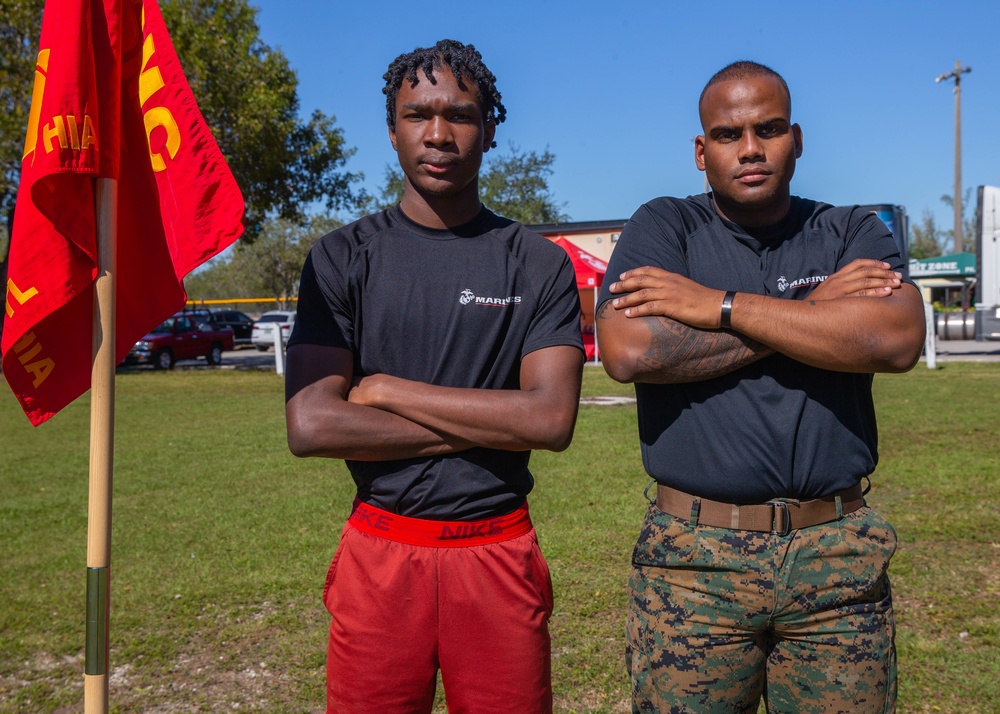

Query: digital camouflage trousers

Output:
[627, 501, 897, 714]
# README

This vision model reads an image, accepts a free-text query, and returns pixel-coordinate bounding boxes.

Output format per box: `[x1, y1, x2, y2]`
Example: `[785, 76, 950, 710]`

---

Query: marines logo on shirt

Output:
[777, 274, 828, 292]
[457, 288, 522, 307]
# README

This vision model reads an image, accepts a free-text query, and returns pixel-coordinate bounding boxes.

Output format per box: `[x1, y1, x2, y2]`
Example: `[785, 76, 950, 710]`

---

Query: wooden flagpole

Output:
[84, 176, 117, 714]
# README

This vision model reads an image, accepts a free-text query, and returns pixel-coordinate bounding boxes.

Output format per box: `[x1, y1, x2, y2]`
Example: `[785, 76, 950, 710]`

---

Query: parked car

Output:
[207, 308, 255, 344]
[124, 312, 235, 369]
[251, 310, 296, 351]
[181, 308, 218, 330]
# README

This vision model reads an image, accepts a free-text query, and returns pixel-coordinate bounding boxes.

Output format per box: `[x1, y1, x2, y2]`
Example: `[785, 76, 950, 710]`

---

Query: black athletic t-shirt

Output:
[290, 205, 583, 519]
[598, 194, 911, 503]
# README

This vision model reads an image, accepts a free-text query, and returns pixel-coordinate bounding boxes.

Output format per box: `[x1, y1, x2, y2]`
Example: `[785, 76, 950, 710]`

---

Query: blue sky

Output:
[250, 0, 999, 239]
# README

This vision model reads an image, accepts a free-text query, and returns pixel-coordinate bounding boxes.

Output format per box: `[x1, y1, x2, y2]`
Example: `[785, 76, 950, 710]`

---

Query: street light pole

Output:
[936, 60, 972, 254]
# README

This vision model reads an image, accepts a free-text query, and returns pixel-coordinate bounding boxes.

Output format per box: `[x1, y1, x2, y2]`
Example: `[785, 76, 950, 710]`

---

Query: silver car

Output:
[251, 310, 296, 351]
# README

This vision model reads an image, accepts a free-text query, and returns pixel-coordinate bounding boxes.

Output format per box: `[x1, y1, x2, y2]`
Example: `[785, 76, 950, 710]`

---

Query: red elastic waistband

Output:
[347, 498, 533, 548]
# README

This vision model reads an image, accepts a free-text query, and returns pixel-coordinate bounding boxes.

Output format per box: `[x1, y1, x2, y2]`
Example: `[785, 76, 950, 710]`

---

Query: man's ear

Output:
[793, 124, 803, 158]
[694, 135, 706, 170]
[389, 123, 398, 152]
[483, 119, 497, 152]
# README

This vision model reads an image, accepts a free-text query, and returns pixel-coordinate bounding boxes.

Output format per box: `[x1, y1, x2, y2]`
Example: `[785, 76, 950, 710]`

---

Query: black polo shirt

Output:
[599, 194, 910, 503]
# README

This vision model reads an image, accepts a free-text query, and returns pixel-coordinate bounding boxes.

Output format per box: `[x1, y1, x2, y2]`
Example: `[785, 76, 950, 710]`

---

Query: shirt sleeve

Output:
[598, 201, 689, 308]
[839, 208, 913, 283]
[287, 236, 355, 350]
[522, 245, 584, 358]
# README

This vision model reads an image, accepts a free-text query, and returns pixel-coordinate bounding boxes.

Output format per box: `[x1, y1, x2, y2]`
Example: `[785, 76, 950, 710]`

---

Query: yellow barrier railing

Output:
[186, 297, 298, 306]
[184, 297, 298, 317]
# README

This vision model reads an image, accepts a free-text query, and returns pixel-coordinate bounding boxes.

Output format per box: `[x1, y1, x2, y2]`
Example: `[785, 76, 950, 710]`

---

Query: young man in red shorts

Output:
[284, 39, 584, 713]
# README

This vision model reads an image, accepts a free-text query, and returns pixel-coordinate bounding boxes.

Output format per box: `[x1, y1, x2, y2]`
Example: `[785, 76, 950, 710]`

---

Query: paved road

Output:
[924, 339, 1000, 362]
[116, 339, 999, 373]
[208, 339, 1000, 373]
[115, 345, 278, 372]
[219, 345, 285, 370]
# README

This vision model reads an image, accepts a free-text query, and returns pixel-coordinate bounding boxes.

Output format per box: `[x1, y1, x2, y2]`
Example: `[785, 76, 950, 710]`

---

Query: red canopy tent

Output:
[549, 235, 607, 289]
[549, 236, 608, 361]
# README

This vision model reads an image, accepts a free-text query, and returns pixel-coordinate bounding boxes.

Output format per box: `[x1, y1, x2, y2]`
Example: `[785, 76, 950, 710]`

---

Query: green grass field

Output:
[1, 363, 997, 713]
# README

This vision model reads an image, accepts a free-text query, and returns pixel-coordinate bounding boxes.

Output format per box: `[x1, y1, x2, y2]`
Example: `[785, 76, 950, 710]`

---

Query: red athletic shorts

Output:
[323, 499, 554, 714]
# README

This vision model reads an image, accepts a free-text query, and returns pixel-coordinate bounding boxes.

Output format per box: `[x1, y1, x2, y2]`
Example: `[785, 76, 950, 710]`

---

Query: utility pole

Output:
[936, 60, 972, 254]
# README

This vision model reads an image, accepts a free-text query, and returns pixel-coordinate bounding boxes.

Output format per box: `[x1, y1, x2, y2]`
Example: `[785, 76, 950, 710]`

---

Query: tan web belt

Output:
[655, 482, 865, 536]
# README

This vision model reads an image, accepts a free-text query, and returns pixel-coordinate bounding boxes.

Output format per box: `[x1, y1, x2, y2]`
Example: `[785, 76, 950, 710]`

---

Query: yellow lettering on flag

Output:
[139, 34, 165, 106]
[12, 332, 55, 389]
[39, 114, 97, 155]
[144, 107, 181, 172]
[6, 278, 39, 318]
[43, 115, 68, 153]
[16, 338, 43, 363]
[66, 114, 80, 149]
[22, 49, 50, 163]
[80, 115, 97, 151]
[139, 10, 181, 173]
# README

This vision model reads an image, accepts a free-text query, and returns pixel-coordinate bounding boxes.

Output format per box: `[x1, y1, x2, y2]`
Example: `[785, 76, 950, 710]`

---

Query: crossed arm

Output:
[597, 259, 926, 384]
[285, 343, 584, 460]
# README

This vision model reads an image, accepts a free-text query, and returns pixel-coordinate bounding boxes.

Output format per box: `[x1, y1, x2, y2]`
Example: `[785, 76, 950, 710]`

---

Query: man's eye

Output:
[717, 131, 738, 142]
[758, 125, 782, 138]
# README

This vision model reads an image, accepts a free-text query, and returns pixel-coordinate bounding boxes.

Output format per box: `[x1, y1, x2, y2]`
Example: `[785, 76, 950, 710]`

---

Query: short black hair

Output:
[699, 60, 791, 117]
[383, 39, 506, 148]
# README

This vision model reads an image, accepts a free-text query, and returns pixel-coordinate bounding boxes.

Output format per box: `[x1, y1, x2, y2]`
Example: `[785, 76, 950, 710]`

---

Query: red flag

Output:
[2, 0, 244, 425]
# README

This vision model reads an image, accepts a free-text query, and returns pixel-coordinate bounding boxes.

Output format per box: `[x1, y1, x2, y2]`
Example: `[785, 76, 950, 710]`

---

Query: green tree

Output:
[909, 209, 944, 260]
[371, 143, 569, 224]
[479, 144, 569, 224]
[0, 0, 361, 236]
[369, 164, 406, 212]
[939, 189, 977, 253]
[161, 0, 361, 236]
[185, 214, 339, 306]
[0, 0, 43, 219]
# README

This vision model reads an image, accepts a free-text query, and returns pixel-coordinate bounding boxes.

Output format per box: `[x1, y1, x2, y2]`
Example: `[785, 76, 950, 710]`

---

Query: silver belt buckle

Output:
[766, 500, 791, 536]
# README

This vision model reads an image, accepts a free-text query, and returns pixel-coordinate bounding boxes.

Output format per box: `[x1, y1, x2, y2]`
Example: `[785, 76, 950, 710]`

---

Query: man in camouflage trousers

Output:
[597, 61, 926, 713]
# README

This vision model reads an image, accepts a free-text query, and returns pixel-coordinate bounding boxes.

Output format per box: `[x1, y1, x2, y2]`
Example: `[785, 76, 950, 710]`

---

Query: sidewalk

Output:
[578, 340, 1000, 368]
[925, 339, 1000, 363]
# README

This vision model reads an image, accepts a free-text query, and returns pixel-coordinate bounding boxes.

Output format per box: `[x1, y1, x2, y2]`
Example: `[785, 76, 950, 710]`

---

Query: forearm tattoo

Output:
[597, 301, 768, 382]
[638, 316, 765, 380]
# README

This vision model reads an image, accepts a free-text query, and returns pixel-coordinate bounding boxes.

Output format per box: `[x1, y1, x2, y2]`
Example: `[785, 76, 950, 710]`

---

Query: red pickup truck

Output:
[124, 311, 235, 369]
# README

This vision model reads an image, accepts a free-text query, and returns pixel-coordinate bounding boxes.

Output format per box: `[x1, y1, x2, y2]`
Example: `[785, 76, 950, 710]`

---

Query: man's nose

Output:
[424, 116, 453, 146]
[738, 132, 763, 162]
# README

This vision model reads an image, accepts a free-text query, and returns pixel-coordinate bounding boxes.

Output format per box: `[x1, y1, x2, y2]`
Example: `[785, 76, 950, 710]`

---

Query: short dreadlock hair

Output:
[383, 39, 506, 148]
[699, 60, 791, 119]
